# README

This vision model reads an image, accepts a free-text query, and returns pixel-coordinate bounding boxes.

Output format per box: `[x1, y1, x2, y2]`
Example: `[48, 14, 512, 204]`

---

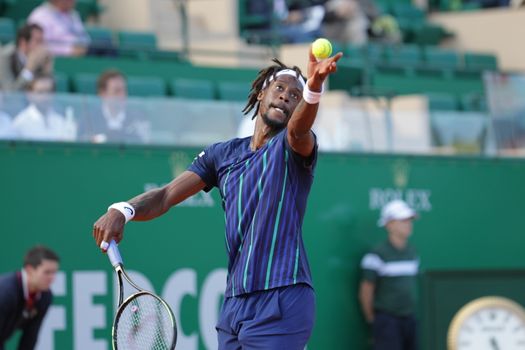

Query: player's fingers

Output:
[308, 45, 316, 63]
[114, 232, 123, 244]
[100, 229, 114, 252]
[93, 224, 102, 246]
[331, 52, 343, 62]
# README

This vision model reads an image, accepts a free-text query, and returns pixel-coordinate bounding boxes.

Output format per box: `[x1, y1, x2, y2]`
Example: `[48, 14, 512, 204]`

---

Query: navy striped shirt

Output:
[188, 129, 317, 297]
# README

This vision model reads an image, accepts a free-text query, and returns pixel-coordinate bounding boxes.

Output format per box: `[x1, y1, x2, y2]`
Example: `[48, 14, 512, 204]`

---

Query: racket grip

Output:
[107, 240, 123, 267]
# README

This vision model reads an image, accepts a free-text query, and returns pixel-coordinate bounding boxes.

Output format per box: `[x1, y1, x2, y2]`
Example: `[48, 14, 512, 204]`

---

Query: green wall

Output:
[1, 141, 524, 349]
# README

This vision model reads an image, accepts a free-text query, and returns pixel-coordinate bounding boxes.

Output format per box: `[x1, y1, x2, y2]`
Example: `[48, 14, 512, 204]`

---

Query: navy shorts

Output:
[216, 283, 315, 350]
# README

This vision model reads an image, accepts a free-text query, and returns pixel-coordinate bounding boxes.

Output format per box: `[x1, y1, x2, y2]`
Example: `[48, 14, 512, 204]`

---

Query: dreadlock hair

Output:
[242, 58, 305, 120]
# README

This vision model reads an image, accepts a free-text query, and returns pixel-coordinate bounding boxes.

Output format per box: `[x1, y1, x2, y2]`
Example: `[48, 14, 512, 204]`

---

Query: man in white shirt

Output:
[28, 0, 90, 56]
[12, 75, 76, 141]
[78, 69, 149, 144]
[0, 110, 16, 140]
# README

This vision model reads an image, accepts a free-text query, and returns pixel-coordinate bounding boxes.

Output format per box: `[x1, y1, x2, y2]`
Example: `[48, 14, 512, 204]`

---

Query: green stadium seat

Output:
[2, 0, 40, 22]
[329, 60, 367, 93]
[460, 92, 488, 112]
[73, 73, 98, 94]
[412, 23, 446, 46]
[127, 76, 166, 97]
[54, 72, 69, 93]
[426, 92, 459, 111]
[364, 43, 387, 65]
[75, 0, 103, 21]
[170, 78, 215, 100]
[0, 17, 15, 44]
[147, 49, 186, 62]
[463, 53, 498, 71]
[117, 31, 157, 51]
[85, 25, 113, 50]
[1, 0, 101, 22]
[371, 70, 483, 96]
[344, 43, 367, 64]
[391, 3, 426, 21]
[424, 48, 460, 70]
[237, 0, 275, 45]
[387, 45, 423, 67]
[216, 81, 250, 102]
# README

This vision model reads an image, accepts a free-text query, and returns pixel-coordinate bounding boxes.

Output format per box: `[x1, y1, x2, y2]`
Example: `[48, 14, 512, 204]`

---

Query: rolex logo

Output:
[392, 160, 409, 188]
[169, 151, 191, 178]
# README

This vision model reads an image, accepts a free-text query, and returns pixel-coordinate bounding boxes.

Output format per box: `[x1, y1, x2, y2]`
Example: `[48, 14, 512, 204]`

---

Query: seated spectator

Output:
[323, 0, 370, 45]
[12, 75, 77, 141]
[370, 14, 401, 44]
[28, 0, 90, 57]
[0, 24, 53, 91]
[78, 69, 150, 144]
[245, 0, 325, 44]
[0, 107, 16, 139]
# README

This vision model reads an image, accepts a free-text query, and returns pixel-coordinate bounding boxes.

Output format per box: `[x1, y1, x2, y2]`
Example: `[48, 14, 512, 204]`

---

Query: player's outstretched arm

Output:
[287, 48, 343, 157]
[93, 171, 206, 248]
[129, 171, 205, 220]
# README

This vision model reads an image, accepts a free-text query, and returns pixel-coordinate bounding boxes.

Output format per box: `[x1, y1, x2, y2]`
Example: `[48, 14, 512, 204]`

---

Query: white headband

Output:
[262, 69, 306, 89]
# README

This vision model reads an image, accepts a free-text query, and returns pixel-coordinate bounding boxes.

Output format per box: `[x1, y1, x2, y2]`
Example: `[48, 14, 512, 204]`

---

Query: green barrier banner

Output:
[1, 142, 524, 349]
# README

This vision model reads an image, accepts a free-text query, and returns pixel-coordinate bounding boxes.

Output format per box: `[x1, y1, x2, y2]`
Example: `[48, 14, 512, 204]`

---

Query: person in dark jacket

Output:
[0, 245, 59, 350]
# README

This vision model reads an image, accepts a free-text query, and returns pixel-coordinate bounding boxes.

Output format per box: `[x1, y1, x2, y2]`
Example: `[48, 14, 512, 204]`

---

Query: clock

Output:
[447, 296, 525, 350]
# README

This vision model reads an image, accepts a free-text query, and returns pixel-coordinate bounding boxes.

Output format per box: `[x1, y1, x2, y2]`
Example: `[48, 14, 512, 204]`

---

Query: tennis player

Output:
[93, 48, 342, 349]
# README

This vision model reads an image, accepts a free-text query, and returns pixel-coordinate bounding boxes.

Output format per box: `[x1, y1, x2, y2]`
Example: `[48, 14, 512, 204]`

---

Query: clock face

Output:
[455, 308, 525, 349]
[448, 297, 525, 350]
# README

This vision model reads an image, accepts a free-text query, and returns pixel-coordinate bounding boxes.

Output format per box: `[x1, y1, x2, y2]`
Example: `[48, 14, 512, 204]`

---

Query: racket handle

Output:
[107, 240, 123, 267]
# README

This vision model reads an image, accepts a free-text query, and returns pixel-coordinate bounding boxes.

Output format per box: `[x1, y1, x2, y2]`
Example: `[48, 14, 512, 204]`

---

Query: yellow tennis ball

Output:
[312, 38, 332, 59]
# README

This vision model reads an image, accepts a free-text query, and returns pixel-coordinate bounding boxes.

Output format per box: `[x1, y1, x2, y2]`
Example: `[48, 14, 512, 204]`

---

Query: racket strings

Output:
[115, 293, 175, 350]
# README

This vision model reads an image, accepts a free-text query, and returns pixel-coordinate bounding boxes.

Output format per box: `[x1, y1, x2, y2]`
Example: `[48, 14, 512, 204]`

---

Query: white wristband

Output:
[108, 202, 135, 223]
[302, 81, 324, 104]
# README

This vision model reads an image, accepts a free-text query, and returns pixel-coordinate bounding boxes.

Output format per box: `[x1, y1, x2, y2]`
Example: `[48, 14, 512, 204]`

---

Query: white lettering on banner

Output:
[73, 271, 107, 350]
[144, 183, 215, 207]
[36, 268, 226, 350]
[199, 269, 228, 350]
[369, 188, 432, 211]
[35, 272, 66, 350]
[162, 269, 198, 350]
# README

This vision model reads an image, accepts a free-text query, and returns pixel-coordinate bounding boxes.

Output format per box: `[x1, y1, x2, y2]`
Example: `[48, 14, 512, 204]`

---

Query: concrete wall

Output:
[430, 8, 525, 72]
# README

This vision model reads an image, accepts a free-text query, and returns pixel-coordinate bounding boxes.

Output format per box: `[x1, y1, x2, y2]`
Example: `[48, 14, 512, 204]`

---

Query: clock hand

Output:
[490, 337, 500, 350]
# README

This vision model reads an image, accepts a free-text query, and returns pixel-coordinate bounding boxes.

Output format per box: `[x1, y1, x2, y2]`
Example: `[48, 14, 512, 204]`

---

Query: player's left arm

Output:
[287, 48, 343, 157]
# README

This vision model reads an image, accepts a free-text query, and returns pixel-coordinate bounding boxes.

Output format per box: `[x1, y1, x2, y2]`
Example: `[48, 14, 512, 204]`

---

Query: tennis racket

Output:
[106, 240, 177, 350]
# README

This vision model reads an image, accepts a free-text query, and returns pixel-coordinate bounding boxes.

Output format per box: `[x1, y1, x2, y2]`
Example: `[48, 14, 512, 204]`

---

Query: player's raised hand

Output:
[93, 210, 126, 252]
[306, 45, 343, 92]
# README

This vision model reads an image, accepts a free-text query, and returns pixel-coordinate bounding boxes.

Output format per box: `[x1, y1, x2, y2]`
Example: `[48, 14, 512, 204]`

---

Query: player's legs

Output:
[216, 283, 315, 350]
[372, 311, 403, 350]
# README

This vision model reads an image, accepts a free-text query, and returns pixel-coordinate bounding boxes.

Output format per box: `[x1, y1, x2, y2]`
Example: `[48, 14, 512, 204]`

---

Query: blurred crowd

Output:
[0, 0, 142, 143]
[0, 0, 523, 146]
[243, 0, 523, 45]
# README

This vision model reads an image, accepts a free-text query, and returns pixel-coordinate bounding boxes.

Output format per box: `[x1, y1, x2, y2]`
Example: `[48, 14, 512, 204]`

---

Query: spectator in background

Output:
[0, 245, 60, 350]
[245, 0, 325, 44]
[28, 0, 90, 57]
[0, 108, 16, 140]
[12, 75, 77, 141]
[359, 199, 420, 350]
[323, 0, 370, 45]
[0, 24, 53, 91]
[77, 69, 150, 144]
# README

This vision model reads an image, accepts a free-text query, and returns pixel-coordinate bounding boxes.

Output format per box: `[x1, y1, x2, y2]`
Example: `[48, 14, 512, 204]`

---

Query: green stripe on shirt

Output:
[265, 150, 288, 289]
